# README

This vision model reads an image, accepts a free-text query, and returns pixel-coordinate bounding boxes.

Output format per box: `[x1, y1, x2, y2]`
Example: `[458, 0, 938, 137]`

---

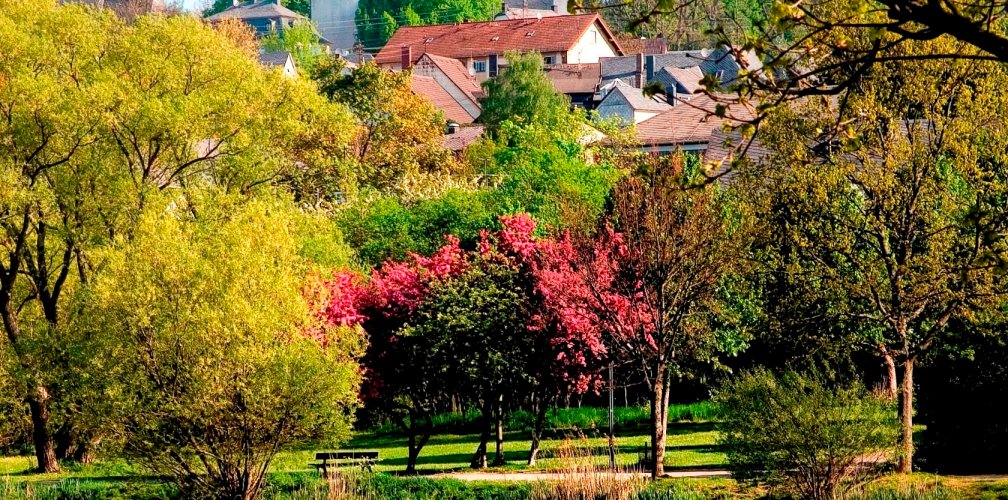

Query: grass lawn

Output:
[273, 421, 725, 475]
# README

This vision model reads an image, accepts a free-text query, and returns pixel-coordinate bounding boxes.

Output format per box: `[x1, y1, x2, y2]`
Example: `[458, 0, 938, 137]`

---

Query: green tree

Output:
[479, 52, 579, 137]
[260, 20, 327, 73]
[743, 38, 1008, 472]
[408, 257, 532, 468]
[355, 0, 498, 50]
[717, 370, 897, 500]
[87, 194, 362, 500]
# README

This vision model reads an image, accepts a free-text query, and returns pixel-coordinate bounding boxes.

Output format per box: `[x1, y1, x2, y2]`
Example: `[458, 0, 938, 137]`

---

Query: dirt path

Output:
[434, 470, 732, 482]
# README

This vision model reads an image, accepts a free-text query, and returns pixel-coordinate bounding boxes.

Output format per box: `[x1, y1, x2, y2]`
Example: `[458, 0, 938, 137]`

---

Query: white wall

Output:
[565, 22, 618, 64]
[312, 0, 358, 53]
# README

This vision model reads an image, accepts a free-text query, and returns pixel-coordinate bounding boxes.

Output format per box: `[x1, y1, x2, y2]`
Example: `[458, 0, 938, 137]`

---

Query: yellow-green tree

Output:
[87, 193, 363, 500]
[0, 0, 355, 472]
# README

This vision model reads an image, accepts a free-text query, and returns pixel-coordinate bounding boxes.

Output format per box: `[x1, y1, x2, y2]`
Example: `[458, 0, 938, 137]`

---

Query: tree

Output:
[410, 256, 532, 468]
[717, 370, 897, 500]
[313, 59, 460, 194]
[88, 194, 363, 500]
[319, 236, 468, 473]
[742, 39, 1008, 472]
[0, 1, 355, 472]
[260, 20, 328, 73]
[354, 0, 499, 50]
[561, 155, 750, 478]
[479, 52, 579, 137]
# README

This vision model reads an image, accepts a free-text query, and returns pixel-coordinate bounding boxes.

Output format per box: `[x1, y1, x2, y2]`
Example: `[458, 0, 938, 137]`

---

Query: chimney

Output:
[636, 53, 644, 88]
[400, 45, 413, 70]
[656, 32, 668, 54]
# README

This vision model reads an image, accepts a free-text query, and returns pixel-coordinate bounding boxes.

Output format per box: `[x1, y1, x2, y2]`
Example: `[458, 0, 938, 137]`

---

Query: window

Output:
[544, 55, 555, 65]
[473, 60, 487, 73]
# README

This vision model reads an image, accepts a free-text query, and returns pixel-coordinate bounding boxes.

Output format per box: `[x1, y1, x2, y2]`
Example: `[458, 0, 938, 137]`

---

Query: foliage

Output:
[740, 39, 1008, 472]
[355, 0, 499, 50]
[716, 369, 897, 500]
[479, 52, 578, 138]
[0, 0, 355, 472]
[313, 60, 460, 195]
[547, 154, 749, 477]
[260, 20, 327, 73]
[86, 194, 363, 499]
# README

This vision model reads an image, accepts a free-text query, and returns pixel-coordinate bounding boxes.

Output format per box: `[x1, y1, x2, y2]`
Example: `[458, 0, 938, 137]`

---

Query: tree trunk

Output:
[880, 347, 898, 400]
[406, 432, 421, 474]
[649, 361, 666, 479]
[897, 358, 914, 474]
[493, 398, 505, 467]
[470, 399, 493, 469]
[72, 435, 101, 464]
[27, 385, 60, 473]
[527, 401, 548, 466]
[400, 409, 432, 474]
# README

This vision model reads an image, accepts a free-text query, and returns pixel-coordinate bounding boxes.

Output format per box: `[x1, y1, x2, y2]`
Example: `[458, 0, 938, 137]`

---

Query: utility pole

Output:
[608, 362, 615, 470]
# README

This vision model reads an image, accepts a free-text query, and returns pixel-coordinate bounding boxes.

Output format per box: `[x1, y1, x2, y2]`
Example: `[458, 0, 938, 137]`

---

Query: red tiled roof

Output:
[617, 36, 668, 55]
[417, 53, 484, 103]
[443, 125, 486, 151]
[375, 14, 623, 66]
[543, 63, 600, 94]
[411, 75, 475, 124]
[635, 94, 753, 146]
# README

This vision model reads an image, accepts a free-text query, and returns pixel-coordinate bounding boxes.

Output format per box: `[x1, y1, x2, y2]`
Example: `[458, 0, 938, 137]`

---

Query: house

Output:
[206, 0, 305, 38]
[634, 94, 753, 153]
[617, 34, 669, 56]
[543, 63, 601, 109]
[375, 14, 624, 82]
[600, 47, 761, 90]
[703, 127, 769, 183]
[443, 124, 486, 156]
[412, 53, 484, 123]
[596, 80, 672, 125]
[652, 66, 705, 100]
[258, 51, 298, 78]
[494, 0, 567, 20]
[412, 75, 478, 125]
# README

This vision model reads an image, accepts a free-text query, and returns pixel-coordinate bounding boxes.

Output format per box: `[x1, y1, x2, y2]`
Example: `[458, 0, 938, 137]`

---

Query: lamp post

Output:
[608, 362, 615, 470]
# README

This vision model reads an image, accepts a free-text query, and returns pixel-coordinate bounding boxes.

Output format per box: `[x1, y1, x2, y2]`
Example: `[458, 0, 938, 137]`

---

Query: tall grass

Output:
[530, 434, 646, 500]
[844, 478, 958, 500]
[0, 477, 174, 500]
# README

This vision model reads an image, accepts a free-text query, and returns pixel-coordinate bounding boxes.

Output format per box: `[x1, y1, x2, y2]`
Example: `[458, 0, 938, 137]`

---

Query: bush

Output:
[715, 370, 897, 500]
[89, 197, 364, 500]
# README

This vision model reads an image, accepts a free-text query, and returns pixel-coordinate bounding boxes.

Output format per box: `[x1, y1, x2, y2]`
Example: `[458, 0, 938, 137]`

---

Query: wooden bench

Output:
[310, 450, 379, 476]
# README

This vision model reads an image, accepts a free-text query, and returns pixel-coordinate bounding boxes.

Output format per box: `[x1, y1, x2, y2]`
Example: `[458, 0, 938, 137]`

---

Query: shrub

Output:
[715, 370, 897, 500]
[89, 197, 364, 500]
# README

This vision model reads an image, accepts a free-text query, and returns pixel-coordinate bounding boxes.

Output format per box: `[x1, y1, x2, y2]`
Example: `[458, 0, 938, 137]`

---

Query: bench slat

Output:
[315, 451, 379, 461]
